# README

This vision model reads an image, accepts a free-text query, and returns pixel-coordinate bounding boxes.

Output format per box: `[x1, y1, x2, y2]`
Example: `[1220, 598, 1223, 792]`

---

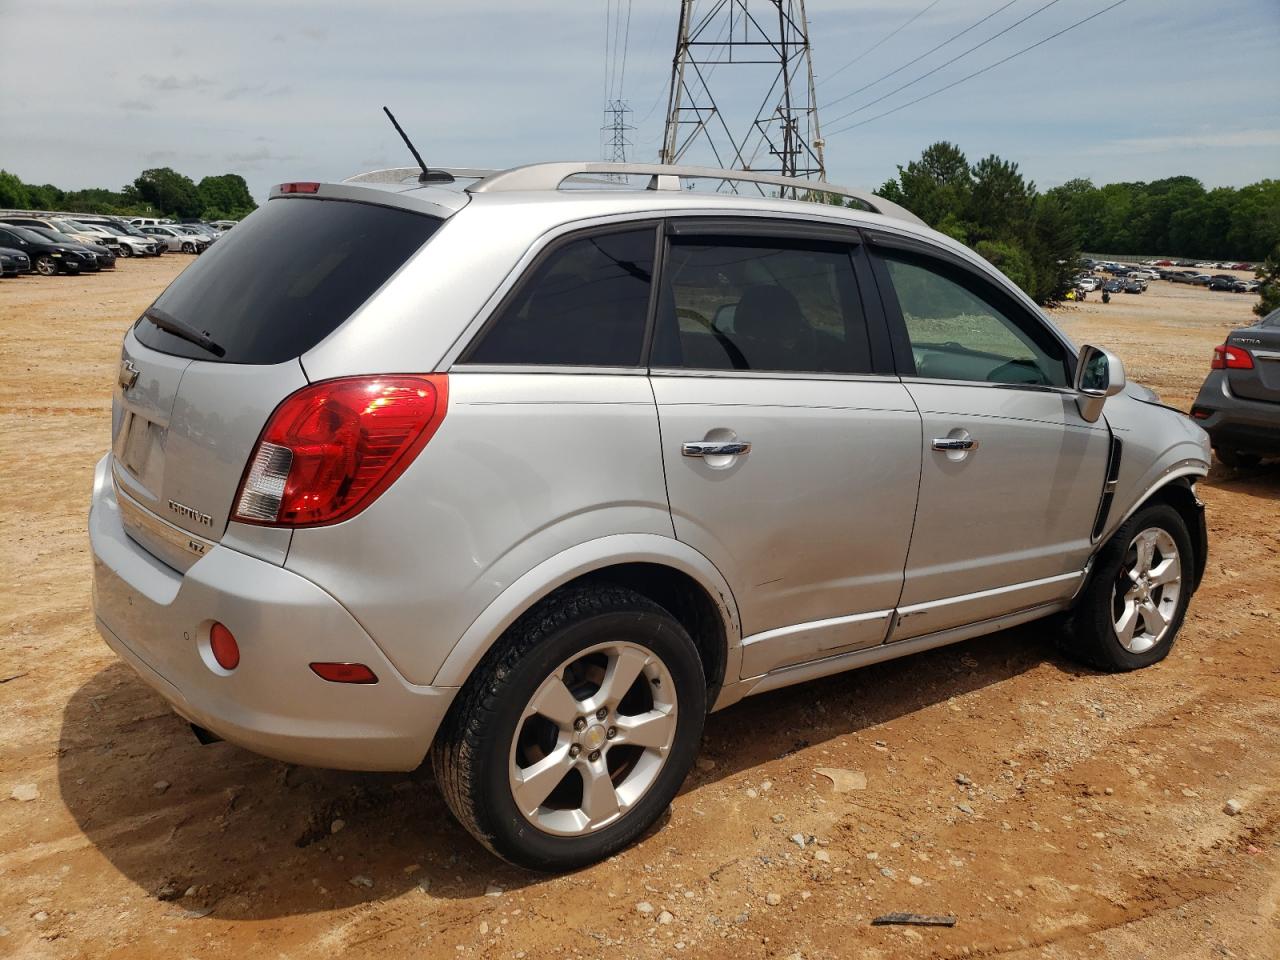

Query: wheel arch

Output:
[1090, 468, 1208, 594]
[431, 534, 742, 706]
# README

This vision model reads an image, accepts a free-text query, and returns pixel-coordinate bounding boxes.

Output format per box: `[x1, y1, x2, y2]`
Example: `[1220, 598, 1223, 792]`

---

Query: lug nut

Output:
[606, 727, 617, 740]
[573, 717, 587, 731]
[588, 750, 601, 762]
[596, 707, 608, 720]
[568, 744, 581, 758]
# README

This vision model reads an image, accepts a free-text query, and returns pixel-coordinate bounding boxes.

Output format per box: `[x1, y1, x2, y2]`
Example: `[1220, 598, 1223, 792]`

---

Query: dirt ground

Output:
[1, 257, 1277, 960]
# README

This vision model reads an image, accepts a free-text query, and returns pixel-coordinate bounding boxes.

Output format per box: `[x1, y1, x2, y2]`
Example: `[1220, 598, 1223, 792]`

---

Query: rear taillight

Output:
[1211, 344, 1254, 370]
[233, 375, 448, 527]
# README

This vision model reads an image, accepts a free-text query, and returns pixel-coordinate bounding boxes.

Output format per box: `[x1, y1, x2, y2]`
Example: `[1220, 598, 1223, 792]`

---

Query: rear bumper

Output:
[1193, 374, 1280, 456]
[88, 454, 456, 771]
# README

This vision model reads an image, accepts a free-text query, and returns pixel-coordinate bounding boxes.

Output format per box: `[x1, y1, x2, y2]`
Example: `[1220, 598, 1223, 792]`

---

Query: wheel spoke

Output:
[1135, 532, 1156, 574]
[528, 674, 582, 728]
[511, 745, 574, 814]
[1115, 600, 1139, 645]
[598, 646, 650, 708]
[1149, 555, 1180, 586]
[580, 760, 621, 826]
[613, 708, 676, 750]
[1139, 600, 1167, 636]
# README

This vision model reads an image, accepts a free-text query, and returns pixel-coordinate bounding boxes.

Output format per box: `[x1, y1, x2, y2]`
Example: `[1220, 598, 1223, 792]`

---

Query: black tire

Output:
[1215, 447, 1260, 469]
[1059, 503, 1193, 672]
[431, 585, 707, 871]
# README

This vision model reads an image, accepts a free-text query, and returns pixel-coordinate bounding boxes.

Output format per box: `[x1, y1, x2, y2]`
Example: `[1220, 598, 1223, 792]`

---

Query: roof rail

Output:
[343, 167, 498, 185]
[466, 162, 926, 227]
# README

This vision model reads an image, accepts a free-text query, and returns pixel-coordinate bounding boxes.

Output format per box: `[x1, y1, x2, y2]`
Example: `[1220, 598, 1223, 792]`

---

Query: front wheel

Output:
[432, 585, 707, 871]
[1059, 503, 1193, 671]
[118, 244, 134, 258]
[181, 241, 195, 253]
[34, 255, 58, 276]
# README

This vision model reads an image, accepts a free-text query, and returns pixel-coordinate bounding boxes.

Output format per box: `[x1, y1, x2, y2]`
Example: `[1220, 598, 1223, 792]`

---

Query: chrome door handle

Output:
[932, 437, 978, 452]
[682, 440, 752, 458]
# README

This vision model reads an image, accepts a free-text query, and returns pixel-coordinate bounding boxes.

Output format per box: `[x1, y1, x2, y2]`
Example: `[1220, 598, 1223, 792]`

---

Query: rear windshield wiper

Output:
[142, 307, 226, 358]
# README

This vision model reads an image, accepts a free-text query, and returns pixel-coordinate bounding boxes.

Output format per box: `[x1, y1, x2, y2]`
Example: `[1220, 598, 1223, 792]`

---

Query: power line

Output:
[831, 0, 1022, 106]
[819, 0, 943, 88]
[822, 0, 1065, 126]
[825, 0, 1131, 137]
[618, 0, 634, 98]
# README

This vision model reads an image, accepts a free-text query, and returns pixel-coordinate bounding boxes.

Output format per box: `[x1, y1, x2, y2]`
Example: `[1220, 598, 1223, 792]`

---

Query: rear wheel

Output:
[1215, 447, 1260, 469]
[432, 585, 706, 871]
[1059, 503, 1192, 671]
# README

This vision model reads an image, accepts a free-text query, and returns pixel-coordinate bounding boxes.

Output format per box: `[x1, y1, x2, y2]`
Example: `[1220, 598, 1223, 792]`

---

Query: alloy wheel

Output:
[509, 641, 677, 837]
[1112, 526, 1182, 653]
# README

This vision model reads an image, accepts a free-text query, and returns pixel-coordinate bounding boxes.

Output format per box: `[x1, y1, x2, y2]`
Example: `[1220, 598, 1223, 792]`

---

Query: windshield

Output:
[134, 197, 442, 364]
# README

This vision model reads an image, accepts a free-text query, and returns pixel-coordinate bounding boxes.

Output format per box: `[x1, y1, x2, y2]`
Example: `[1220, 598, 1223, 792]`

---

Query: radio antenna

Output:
[381, 106, 453, 184]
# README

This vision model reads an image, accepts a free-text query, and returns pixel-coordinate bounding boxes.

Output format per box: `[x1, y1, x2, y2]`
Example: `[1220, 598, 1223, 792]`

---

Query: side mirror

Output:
[1074, 344, 1126, 423]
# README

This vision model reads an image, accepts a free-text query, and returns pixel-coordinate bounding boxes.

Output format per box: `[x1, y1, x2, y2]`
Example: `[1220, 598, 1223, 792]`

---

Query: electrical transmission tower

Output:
[661, 0, 825, 195]
[601, 98, 635, 166]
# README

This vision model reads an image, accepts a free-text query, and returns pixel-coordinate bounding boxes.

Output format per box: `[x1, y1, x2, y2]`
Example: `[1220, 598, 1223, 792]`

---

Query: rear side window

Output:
[134, 198, 441, 364]
[464, 226, 656, 366]
[651, 239, 872, 374]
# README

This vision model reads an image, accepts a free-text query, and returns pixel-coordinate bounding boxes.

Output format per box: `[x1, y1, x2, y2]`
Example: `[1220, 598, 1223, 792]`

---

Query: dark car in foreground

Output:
[0, 246, 33, 276]
[20, 225, 116, 270]
[0, 224, 88, 275]
[1192, 308, 1280, 466]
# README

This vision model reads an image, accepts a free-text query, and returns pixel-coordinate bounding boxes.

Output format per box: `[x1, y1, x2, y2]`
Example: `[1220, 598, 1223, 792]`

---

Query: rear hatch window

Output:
[134, 197, 442, 364]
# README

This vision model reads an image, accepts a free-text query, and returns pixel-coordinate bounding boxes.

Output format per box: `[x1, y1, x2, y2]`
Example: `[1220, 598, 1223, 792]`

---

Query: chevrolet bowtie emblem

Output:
[119, 359, 139, 391]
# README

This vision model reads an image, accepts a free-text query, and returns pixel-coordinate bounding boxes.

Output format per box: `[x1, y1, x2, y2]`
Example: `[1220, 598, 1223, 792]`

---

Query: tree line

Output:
[818, 141, 1279, 306]
[0, 167, 257, 222]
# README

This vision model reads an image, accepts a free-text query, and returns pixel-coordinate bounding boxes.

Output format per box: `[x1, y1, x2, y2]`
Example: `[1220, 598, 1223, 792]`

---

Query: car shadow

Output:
[58, 622, 1064, 921]
[1204, 459, 1280, 500]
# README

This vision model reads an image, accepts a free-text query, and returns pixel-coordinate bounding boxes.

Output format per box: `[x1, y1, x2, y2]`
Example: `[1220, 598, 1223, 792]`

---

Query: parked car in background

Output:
[209, 219, 238, 231]
[175, 224, 218, 245]
[88, 161, 1211, 870]
[139, 225, 208, 253]
[1189, 275, 1212, 286]
[78, 217, 167, 256]
[84, 222, 162, 257]
[54, 218, 124, 253]
[20, 225, 115, 269]
[1103, 278, 1125, 293]
[0, 215, 118, 256]
[1208, 277, 1237, 292]
[0, 246, 32, 276]
[1192, 307, 1280, 467]
[1230, 263, 1253, 271]
[1123, 278, 1145, 293]
[0, 224, 88, 275]
[129, 217, 173, 227]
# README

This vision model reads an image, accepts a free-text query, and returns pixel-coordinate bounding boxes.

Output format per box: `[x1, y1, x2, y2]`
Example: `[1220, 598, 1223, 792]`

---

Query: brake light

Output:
[279, 182, 321, 194]
[1211, 344, 1254, 370]
[233, 375, 448, 527]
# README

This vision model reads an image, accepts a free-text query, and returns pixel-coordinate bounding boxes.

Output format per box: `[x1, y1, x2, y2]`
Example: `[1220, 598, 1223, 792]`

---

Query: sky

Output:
[1, 0, 1277, 204]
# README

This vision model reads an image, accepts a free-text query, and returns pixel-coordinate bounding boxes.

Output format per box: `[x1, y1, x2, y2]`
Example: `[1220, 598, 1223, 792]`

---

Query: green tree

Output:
[133, 167, 202, 218]
[1256, 245, 1280, 318]
[196, 174, 256, 219]
[968, 154, 1033, 244]
[0, 170, 31, 208]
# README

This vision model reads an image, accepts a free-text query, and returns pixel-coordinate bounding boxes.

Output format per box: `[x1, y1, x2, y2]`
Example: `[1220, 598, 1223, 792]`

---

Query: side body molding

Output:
[430, 533, 743, 694]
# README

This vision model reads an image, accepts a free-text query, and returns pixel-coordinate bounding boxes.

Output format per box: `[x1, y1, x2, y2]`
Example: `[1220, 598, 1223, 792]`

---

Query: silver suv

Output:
[89, 162, 1210, 870]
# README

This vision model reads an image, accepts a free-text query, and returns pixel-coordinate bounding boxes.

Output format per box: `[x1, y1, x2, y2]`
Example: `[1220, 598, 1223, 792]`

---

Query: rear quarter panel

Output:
[282, 372, 677, 686]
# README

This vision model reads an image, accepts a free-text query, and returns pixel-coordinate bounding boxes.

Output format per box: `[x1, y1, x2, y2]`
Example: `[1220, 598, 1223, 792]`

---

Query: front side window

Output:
[651, 238, 872, 374]
[465, 227, 656, 366]
[883, 253, 1068, 387]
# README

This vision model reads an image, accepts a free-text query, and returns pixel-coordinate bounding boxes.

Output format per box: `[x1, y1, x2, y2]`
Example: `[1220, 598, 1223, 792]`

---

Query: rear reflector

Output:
[210, 622, 240, 670]
[1211, 344, 1254, 369]
[279, 182, 321, 194]
[310, 662, 379, 684]
[1190, 407, 1211, 420]
[233, 375, 448, 527]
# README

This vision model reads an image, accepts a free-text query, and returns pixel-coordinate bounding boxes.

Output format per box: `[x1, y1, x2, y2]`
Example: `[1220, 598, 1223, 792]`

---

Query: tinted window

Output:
[652, 239, 871, 374]
[883, 254, 1068, 387]
[465, 227, 655, 366]
[134, 198, 441, 364]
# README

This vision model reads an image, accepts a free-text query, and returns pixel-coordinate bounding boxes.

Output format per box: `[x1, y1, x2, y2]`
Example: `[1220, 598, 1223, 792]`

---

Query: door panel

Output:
[891, 383, 1108, 639]
[652, 375, 922, 675]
